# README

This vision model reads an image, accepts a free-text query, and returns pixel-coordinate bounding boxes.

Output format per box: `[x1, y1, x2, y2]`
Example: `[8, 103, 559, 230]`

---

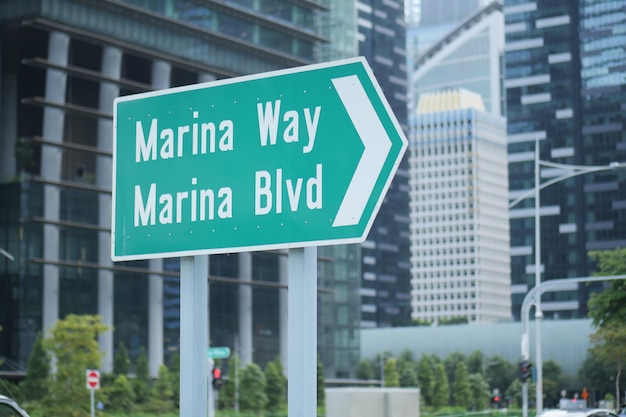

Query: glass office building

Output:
[357, 0, 411, 328]
[410, 1, 504, 116]
[406, 0, 484, 62]
[505, 0, 626, 320]
[0, 0, 361, 379]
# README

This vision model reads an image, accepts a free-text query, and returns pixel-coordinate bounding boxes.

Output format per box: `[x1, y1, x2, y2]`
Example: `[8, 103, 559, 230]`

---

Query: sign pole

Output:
[90, 388, 95, 417]
[288, 247, 317, 417]
[180, 256, 208, 416]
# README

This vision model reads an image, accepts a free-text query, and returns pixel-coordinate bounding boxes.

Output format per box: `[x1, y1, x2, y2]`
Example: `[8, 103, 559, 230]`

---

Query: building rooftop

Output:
[416, 88, 485, 114]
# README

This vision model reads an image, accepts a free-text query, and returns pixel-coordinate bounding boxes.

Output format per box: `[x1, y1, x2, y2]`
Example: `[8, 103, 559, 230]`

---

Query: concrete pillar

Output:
[148, 59, 170, 378]
[97, 46, 121, 373]
[238, 252, 253, 366]
[279, 251, 288, 372]
[42, 32, 69, 338]
[199, 73, 216, 83]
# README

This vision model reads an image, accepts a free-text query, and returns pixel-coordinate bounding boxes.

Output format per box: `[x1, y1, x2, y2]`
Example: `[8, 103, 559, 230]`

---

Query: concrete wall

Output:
[326, 388, 420, 417]
[361, 319, 593, 376]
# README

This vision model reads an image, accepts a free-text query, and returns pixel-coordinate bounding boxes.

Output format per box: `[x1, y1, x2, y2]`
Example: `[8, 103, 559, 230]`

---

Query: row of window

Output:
[412, 259, 477, 268]
[414, 292, 477, 302]
[413, 304, 476, 312]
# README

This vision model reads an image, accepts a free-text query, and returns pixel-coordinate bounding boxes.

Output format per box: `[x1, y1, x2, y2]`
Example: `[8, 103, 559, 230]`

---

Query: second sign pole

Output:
[288, 247, 318, 417]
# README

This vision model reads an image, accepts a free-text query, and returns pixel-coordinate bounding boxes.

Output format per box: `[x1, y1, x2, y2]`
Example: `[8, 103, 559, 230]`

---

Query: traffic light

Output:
[212, 366, 222, 390]
[491, 394, 501, 409]
[519, 360, 532, 382]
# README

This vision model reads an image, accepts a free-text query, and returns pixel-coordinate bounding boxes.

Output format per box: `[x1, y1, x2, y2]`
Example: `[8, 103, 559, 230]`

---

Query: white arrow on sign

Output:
[331, 75, 393, 228]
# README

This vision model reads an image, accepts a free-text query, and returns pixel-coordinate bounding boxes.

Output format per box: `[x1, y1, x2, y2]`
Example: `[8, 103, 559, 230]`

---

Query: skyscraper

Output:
[406, 0, 484, 65]
[409, 1, 504, 116]
[505, 0, 626, 320]
[409, 89, 511, 323]
[357, 0, 411, 328]
[0, 0, 361, 380]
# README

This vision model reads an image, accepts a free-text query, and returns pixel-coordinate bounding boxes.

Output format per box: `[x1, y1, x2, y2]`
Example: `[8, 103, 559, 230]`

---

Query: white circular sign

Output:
[86, 369, 100, 390]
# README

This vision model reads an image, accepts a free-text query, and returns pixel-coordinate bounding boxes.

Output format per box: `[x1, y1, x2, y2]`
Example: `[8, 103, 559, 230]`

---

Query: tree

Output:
[590, 322, 626, 407]
[21, 332, 50, 401]
[400, 365, 418, 387]
[133, 347, 151, 404]
[219, 354, 239, 409]
[466, 350, 484, 375]
[417, 355, 435, 406]
[468, 373, 490, 410]
[106, 374, 136, 412]
[148, 364, 174, 413]
[384, 358, 400, 387]
[394, 350, 418, 387]
[239, 363, 267, 413]
[444, 352, 466, 388]
[265, 358, 286, 411]
[357, 359, 374, 381]
[42, 314, 110, 417]
[371, 351, 392, 382]
[397, 349, 416, 369]
[317, 357, 325, 406]
[585, 249, 626, 405]
[506, 378, 535, 408]
[578, 352, 619, 400]
[587, 249, 626, 328]
[452, 362, 472, 410]
[543, 360, 565, 408]
[485, 355, 516, 393]
[542, 360, 562, 382]
[439, 317, 469, 325]
[431, 362, 450, 409]
[114, 341, 130, 376]
[169, 352, 180, 408]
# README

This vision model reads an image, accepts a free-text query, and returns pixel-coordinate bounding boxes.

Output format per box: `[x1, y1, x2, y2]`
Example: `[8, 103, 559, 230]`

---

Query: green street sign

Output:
[207, 347, 231, 359]
[112, 57, 407, 261]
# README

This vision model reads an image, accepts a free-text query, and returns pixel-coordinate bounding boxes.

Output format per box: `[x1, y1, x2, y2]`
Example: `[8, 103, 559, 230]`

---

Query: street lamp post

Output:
[520, 275, 626, 417]
[534, 139, 543, 414]
[509, 139, 626, 417]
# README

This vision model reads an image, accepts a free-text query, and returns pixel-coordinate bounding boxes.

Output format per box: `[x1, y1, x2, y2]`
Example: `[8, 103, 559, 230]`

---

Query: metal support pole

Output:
[536, 309, 543, 413]
[288, 247, 317, 417]
[522, 382, 528, 417]
[522, 329, 529, 417]
[534, 138, 543, 414]
[180, 256, 209, 417]
[90, 389, 95, 417]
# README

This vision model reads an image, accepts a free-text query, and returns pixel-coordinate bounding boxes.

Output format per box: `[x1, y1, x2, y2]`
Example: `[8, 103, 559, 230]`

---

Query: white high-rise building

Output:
[409, 89, 511, 323]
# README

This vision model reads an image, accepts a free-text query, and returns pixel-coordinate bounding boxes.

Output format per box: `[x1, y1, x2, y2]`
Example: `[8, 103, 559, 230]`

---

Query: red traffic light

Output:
[519, 360, 532, 382]
[212, 367, 222, 390]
